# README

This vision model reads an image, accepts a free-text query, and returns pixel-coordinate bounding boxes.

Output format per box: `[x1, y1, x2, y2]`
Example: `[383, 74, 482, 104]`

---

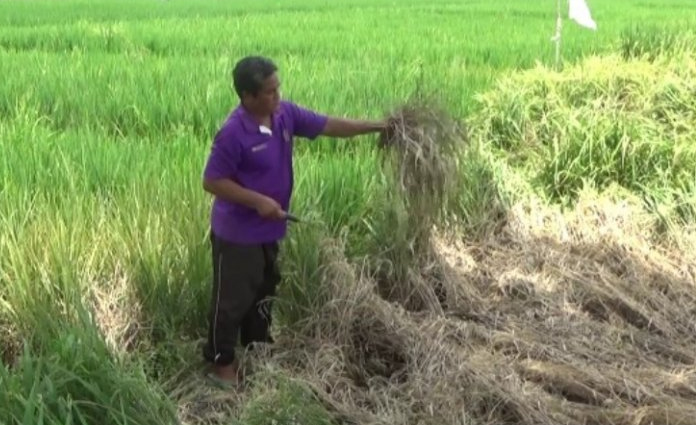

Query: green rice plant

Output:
[620, 23, 696, 60]
[0, 322, 178, 425]
[472, 50, 696, 223]
[447, 143, 523, 240]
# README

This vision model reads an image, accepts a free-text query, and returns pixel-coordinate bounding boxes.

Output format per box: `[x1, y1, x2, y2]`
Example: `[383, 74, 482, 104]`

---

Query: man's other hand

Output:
[254, 195, 286, 220]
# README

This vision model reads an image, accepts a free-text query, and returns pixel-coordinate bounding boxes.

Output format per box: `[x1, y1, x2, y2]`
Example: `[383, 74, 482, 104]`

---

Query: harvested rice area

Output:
[175, 49, 696, 425]
[176, 192, 696, 425]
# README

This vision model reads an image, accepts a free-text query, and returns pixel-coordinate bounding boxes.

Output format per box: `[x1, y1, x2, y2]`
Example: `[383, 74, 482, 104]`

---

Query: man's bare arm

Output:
[321, 117, 386, 138]
[203, 178, 285, 219]
[203, 178, 262, 207]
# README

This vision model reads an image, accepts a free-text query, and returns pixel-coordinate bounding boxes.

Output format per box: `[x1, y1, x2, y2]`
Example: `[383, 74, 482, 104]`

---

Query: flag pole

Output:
[553, 0, 597, 70]
[554, 0, 563, 70]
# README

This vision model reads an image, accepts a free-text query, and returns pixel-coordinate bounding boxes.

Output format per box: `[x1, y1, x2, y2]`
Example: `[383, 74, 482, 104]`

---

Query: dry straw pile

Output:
[237, 190, 696, 425]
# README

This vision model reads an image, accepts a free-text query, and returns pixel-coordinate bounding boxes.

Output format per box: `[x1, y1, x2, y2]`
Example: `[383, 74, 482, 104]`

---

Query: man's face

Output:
[246, 72, 281, 115]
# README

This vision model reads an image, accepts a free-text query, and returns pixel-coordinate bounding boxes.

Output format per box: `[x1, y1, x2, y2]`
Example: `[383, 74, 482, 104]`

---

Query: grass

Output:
[235, 374, 338, 425]
[1, 0, 696, 424]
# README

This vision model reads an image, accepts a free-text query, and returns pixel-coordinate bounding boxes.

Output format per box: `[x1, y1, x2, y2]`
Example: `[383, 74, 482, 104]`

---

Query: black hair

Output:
[232, 56, 278, 98]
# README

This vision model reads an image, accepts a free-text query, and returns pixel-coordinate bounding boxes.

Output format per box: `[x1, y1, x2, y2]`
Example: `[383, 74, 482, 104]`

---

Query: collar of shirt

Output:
[237, 105, 284, 136]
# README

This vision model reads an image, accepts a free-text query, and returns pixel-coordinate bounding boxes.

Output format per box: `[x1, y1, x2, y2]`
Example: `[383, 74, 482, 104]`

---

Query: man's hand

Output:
[321, 117, 387, 138]
[254, 195, 286, 220]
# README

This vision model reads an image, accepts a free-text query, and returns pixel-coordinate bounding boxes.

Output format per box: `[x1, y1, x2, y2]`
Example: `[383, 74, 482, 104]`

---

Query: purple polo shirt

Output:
[203, 100, 328, 244]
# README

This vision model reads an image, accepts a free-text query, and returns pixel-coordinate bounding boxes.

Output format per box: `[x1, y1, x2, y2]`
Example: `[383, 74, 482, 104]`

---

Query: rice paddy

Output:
[1, 0, 696, 424]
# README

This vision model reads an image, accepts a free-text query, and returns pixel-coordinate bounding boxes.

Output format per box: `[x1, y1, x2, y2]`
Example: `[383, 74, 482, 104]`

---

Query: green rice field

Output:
[1, 1, 696, 424]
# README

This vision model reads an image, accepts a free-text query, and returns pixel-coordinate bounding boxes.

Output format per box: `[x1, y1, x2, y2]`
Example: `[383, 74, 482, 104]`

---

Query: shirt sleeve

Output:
[286, 101, 329, 140]
[203, 126, 241, 180]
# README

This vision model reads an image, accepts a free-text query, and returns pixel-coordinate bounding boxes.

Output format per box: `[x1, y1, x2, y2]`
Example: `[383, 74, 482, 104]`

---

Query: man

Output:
[201, 55, 386, 387]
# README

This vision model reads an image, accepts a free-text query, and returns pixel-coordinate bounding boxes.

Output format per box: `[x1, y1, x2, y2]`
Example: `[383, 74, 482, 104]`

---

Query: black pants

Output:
[202, 231, 280, 366]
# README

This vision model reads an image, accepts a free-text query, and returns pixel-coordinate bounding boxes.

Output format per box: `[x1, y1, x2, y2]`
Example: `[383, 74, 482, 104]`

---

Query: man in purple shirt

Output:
[202, 56, 386, 387]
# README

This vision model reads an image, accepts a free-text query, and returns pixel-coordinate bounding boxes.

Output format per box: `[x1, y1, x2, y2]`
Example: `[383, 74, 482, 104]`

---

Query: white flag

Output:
[568, 0, 597, 30]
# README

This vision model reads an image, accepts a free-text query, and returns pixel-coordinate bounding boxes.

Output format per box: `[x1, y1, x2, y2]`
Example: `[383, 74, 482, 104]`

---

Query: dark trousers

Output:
[202, 231, 280, 366]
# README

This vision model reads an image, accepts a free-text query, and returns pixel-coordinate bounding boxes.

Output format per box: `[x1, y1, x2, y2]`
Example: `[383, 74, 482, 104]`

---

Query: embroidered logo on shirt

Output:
[251, 143, 268, 152]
